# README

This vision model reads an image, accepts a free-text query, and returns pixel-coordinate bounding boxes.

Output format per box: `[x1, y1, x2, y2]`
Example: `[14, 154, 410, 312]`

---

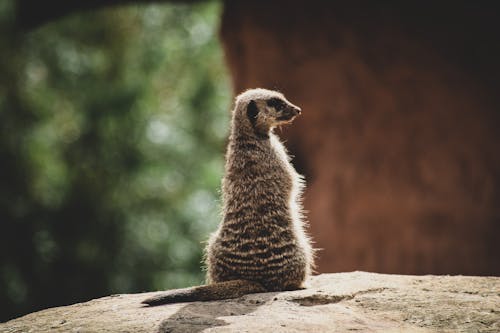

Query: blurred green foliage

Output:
[0, 0, 230, 321]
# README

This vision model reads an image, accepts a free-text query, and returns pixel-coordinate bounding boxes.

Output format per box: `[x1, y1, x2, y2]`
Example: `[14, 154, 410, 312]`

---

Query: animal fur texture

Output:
[142, 88, 313, 305]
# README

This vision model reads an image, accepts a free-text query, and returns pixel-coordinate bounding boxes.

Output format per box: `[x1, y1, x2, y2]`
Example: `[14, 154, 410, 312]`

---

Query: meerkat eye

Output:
[246, 100, 259, 127]
[266, 98, 285, 110]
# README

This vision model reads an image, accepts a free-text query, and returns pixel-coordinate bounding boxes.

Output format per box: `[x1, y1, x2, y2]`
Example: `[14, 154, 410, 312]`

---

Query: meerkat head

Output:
[234, 88, 302, 137]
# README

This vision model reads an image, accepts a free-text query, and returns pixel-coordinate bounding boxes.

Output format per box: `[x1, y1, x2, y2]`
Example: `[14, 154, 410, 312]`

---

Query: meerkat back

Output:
[206, 88, 313, 290]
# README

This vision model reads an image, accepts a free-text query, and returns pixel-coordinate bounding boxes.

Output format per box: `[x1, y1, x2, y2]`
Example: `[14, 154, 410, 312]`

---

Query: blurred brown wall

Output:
[220, 1, 500, 275]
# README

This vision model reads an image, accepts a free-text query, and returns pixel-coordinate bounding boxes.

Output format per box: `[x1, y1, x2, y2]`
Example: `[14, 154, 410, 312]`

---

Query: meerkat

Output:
[142, 88, 314, 305]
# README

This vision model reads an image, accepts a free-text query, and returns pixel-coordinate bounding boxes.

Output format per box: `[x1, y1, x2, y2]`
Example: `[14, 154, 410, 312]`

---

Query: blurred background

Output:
[1, 0, 499, 322]
[1, 0, 230, 321]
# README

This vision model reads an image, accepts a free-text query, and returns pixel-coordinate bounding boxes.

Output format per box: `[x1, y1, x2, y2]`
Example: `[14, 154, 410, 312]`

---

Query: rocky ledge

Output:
[1, 272, 499, 332]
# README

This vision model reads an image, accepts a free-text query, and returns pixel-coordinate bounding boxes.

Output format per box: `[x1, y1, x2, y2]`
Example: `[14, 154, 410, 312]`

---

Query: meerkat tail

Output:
[141, 279, 266, 306]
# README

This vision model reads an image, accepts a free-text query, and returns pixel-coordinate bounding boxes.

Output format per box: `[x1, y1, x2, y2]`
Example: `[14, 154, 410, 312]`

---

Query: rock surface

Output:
[1, 272, 499, 332]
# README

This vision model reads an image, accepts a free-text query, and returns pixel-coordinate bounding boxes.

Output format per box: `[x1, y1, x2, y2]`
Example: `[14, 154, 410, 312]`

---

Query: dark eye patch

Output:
[247, 100, 259, 127]
[266, 98, 285, 110]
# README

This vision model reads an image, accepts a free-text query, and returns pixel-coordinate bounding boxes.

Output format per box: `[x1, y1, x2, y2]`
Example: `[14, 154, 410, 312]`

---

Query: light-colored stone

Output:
[1, 272, 499, 332]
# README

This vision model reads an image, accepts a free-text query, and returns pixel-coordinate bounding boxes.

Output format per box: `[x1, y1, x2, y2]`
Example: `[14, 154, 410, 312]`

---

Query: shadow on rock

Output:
[156, 293, 277, 333]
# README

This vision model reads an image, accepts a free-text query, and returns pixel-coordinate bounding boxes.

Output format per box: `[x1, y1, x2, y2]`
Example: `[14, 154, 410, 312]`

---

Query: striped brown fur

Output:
[142, 88, 314, 305]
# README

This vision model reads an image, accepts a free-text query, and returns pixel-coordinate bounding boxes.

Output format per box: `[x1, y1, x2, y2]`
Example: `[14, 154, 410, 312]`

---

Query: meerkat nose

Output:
[296, 107, 302, 115]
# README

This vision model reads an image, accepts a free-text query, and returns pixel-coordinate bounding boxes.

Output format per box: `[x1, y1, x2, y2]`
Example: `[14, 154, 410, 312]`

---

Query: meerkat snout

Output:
[290, 105, 301, 116]
[276, 104, 301, 122]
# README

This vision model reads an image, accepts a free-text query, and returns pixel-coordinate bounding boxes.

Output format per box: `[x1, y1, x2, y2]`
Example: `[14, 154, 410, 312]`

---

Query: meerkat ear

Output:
[246, 100, 259, 127]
